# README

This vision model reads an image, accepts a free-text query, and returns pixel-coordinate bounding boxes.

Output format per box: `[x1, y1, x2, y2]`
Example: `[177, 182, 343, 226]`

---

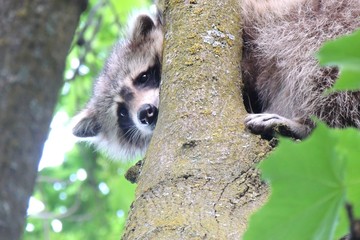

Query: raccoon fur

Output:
[72, 10, 163, 161]
[242, 0, 360, 139]
[73, 0, 360, 161]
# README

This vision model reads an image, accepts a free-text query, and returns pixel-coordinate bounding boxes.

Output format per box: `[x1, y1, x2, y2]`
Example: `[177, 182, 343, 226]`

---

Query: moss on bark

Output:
[123, 0, 271, 239]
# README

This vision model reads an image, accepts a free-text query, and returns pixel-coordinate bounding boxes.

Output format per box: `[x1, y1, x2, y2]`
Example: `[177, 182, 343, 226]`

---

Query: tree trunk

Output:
[0, 1, 86, 239]
[123, 0, 270, 239]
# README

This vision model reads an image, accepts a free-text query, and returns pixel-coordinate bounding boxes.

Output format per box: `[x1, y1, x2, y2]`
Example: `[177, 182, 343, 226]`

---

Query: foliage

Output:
[317, 30, 360, 91]
[244, 30, 360, 240]
[23, 0, 149, 239]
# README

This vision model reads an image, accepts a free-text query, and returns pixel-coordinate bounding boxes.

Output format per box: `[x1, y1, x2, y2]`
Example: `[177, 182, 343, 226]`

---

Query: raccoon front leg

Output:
[245, 113, 312, 139]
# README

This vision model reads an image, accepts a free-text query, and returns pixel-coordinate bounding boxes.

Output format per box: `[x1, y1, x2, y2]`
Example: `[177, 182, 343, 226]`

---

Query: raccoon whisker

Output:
[134, 128, 146, 145]
[123, 126, 142, 145]
[129, 128, 139, 143]
[133, 130, 142, 145]
[123, 127, 136, 139]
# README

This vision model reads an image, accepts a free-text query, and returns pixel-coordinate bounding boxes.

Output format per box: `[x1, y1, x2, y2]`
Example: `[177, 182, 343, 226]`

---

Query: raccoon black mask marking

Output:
[73, 10, 163, 161]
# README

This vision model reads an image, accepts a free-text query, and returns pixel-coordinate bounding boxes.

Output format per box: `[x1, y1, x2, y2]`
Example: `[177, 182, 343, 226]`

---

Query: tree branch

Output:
[122, 0, 270, 238]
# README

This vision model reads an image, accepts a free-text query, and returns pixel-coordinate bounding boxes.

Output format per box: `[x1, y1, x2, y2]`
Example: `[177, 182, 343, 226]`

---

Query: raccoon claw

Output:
[245, 113, 300, 139]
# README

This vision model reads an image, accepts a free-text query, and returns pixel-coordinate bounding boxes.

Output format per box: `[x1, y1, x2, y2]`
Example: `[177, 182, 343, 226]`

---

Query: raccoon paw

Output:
[125, 160, 144, 184]
[245, 113, 306, 139]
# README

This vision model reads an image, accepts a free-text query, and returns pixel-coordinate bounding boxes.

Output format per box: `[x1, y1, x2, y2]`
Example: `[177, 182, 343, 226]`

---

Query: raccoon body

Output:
[242, 0, 360, 138]
[74, 1, 360, 160]
[73, 10, 163, 160]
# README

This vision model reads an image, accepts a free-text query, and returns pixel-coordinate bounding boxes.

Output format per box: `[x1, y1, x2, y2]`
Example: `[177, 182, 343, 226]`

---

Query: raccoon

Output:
[242, 0, 360, 139]
[72, 10, 163, 160]
[73, 0, 360, 160]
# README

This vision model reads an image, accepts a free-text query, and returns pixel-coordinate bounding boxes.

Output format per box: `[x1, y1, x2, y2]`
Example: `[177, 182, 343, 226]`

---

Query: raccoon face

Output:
[72, 11, 163, 161]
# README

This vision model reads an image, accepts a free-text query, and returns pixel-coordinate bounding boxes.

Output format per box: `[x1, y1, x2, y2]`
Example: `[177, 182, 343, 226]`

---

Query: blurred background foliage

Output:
[23, 0, 150, 239]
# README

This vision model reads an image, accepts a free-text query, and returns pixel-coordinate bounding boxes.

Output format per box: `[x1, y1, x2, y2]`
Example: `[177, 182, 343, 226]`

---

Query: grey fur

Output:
[242, 0, 360, 139]
[73, 10, 163, 161]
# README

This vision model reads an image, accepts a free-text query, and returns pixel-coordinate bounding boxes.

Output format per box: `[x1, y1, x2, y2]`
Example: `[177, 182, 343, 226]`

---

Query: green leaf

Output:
[335, 128, 360, 239]
[317, 30, 360, 91]
[244, 123, 347, 240]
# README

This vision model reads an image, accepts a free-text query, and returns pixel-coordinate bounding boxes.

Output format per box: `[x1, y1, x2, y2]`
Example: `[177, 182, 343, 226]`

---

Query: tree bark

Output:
[0, 1, 86, 239]
[123, 0, 271, 239]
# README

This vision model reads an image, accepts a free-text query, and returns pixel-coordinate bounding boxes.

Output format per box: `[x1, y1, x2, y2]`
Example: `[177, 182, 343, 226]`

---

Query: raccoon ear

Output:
[72, 110, 101, 138]
[130, 14, 156, 42]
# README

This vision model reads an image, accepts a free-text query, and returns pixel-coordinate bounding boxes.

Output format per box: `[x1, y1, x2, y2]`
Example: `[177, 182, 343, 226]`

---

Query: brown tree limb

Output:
[122, 0, 270, 239]
[0, 0, 86, 239]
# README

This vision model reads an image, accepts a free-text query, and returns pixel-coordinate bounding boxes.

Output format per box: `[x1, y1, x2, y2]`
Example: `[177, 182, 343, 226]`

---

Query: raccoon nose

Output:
[138, 104, 158, 126]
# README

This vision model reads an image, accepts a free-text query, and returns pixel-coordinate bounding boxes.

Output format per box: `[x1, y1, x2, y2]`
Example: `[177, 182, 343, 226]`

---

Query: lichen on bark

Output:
[123, 0, 271, 239]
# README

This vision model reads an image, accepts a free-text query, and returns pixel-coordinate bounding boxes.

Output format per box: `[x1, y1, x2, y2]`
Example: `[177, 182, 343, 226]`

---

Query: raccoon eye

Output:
[117, 103, 128, 118]
[137, 71, 150, 84]
[134, 65, 160, 88]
